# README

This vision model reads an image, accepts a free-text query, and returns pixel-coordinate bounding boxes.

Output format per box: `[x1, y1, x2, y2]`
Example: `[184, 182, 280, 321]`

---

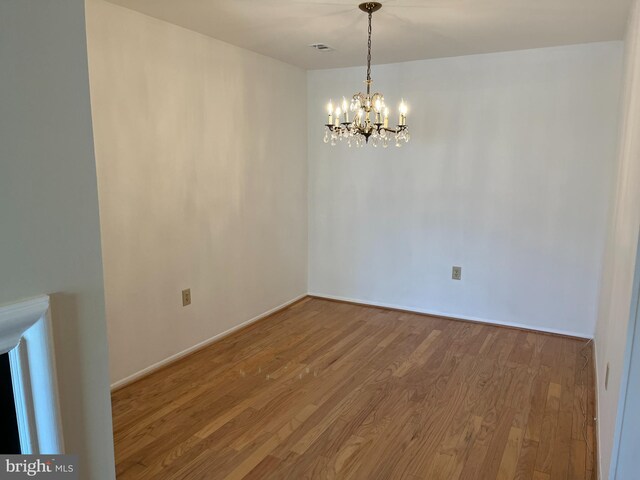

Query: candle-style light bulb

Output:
[399, 100, 408, 115]
[399, 99, 408, 126]
[327, 100, 333, 124]
[335, 107, 341, 126]
[374, 98, 382, 124]
[341, 97, 349, 123]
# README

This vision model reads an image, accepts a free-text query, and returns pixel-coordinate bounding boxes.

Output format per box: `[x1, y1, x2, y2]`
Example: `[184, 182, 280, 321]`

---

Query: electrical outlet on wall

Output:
[182, 288, 191, 307]
[452, 266, 462, 280]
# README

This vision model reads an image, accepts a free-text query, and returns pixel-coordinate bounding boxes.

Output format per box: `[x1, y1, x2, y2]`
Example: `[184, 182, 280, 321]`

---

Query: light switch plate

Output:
[182, 288, 191, 307]
[452, 266, 462, 280]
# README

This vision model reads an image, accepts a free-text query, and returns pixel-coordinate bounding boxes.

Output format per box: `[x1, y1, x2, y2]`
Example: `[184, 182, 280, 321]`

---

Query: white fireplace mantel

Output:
[0, 295, 64, 454]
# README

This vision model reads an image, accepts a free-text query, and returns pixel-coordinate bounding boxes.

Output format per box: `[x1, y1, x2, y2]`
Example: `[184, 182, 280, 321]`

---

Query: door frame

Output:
[611, 232, 640, 479]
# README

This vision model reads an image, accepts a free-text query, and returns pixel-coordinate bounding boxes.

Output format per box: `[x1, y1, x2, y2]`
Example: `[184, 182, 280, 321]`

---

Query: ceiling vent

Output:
[309, 43, 334, 52]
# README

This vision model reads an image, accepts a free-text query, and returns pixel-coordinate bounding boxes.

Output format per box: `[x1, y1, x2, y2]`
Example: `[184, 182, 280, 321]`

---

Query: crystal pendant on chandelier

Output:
[323, 2, 409, 148]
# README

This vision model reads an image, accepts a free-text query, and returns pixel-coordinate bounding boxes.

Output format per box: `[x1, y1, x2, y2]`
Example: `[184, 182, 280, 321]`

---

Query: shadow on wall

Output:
[49, 294, 94, 468]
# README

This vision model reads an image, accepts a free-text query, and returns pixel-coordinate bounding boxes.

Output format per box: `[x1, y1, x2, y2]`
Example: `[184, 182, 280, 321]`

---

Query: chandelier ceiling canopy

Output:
[324, 2, 410, 148]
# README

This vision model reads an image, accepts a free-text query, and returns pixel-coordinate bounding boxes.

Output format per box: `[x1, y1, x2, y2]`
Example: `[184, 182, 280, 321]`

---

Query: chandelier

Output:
[324, 2, 409, 148]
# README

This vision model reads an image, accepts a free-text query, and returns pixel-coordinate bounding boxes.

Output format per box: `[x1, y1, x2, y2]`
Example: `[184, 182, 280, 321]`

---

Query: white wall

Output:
[0, 1, 115, 478]
[86, 0, 308, 386]
[594, 0, 640, 477]
[309, 43, 623, 338]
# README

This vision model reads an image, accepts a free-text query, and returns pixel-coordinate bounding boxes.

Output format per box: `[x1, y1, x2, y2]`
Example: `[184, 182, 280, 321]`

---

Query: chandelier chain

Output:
[367, 10, 372, 94]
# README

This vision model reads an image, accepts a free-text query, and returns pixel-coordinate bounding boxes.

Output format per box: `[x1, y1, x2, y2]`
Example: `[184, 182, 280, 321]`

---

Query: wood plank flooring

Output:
[111, 297, 596, 480]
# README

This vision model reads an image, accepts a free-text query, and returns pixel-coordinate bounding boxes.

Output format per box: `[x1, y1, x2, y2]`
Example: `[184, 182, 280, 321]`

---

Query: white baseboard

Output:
[110, 294, 307, 391]
[309, 292, 592, 340]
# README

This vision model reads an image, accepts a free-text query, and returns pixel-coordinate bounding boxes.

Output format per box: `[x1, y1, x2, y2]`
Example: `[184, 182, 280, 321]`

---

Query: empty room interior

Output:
[3, 0, 640, 478]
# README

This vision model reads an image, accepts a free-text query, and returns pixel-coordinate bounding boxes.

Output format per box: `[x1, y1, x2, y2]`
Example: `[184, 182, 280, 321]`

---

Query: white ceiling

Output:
[107, 0, 633, 70]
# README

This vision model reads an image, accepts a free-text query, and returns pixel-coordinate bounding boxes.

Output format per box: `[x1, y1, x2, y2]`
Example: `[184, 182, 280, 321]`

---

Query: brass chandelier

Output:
[324, 2, 409, 148]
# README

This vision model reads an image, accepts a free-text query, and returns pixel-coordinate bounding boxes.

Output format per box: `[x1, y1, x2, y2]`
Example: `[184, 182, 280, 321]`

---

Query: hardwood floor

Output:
[111, 297, 596, 480]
